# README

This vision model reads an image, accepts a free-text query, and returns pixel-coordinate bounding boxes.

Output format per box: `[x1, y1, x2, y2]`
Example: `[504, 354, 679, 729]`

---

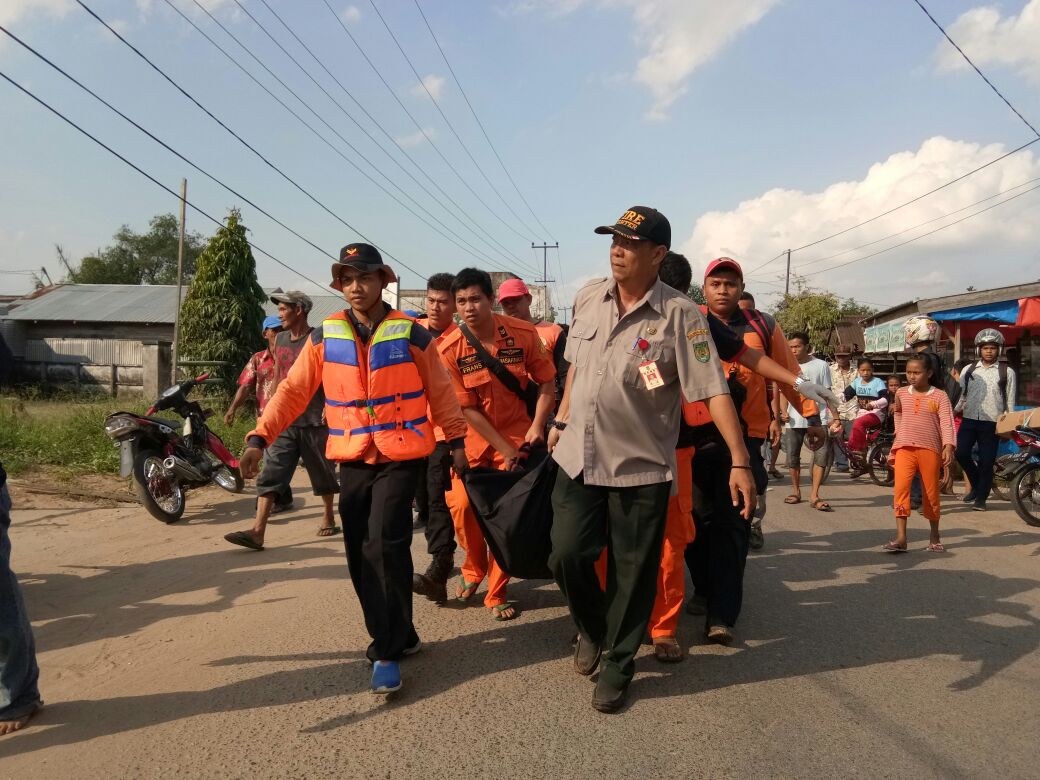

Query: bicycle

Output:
[822, 424, 894, 487]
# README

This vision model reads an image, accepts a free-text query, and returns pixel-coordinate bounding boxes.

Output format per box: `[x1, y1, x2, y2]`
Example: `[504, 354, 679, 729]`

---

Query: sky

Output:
[1, 0, 1039, 317]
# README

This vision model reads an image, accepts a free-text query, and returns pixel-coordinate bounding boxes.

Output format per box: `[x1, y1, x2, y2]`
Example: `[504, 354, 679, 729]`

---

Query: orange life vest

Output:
[320, 310, 435, 461]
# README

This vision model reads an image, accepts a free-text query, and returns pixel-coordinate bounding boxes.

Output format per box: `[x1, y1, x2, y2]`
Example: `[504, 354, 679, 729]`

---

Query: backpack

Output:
[962, 361, 1008, 408]
[741, 308, 773, 358]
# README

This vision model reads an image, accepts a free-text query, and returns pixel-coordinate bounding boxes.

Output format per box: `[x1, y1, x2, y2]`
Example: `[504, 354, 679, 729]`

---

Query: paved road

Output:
[1, 471, 1038, 779]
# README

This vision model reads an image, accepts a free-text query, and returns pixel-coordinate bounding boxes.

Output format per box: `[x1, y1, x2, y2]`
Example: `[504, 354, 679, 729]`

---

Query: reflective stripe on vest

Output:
[322, 317, 358, 367]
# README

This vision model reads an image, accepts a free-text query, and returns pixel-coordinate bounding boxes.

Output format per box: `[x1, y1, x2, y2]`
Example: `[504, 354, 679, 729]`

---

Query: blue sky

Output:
[2, 0, 1039, 314]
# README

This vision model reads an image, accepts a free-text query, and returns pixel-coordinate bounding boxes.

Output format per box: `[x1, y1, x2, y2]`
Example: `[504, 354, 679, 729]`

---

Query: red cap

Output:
[497, 278, 530, 302]
[704, 257, 743, 280]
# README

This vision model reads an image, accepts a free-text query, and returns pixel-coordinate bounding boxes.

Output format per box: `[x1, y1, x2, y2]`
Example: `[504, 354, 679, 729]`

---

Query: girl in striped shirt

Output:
[885, 355, 956, 553]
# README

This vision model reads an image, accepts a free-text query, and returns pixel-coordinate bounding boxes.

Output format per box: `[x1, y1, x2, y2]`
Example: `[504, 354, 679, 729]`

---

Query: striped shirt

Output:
[892, 386, 956, 454]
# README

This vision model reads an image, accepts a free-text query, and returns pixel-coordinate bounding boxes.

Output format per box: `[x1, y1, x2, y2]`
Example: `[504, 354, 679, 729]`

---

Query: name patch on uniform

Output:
[693, 341, 711, 363]
[686, 328, 708, 340]
[457, 354, 486, 375]
[498, 347, 525, 365]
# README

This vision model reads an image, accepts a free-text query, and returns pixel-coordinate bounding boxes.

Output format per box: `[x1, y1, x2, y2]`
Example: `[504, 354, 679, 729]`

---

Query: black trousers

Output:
[549, 470, 671, 689]
[956, 418, 1000, 501]
[414, 459, 429, 525]
[339, 459, 422, 662]
[685, 443, 750, 628]
[422, 441, 457, 556]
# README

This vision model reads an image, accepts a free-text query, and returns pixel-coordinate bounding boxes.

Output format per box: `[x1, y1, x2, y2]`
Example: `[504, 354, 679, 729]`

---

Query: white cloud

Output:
[680, 136, 1040, 305]
[934, 0, 1040, 83]
[394, 127, 436, 148]
[513, 0, 779, 120]
[340, 5, 361, 25]
[0, 0, 72, 28]
[411, 73, 446, 101]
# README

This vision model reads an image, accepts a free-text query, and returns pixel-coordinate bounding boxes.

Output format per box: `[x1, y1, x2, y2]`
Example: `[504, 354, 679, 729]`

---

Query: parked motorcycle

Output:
[103, 373, 243, 523]
[994, 425, 1040, 527]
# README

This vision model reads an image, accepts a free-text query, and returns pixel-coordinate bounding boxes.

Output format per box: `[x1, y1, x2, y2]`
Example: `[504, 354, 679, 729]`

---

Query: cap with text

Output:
[594, 206, 671, 248]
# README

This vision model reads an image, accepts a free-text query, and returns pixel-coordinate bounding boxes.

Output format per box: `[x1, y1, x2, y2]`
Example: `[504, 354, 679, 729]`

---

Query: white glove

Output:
[797, 381, 842, 414]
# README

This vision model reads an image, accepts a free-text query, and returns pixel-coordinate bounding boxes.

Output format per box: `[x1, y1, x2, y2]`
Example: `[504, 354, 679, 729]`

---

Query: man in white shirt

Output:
[783, 332, 833, 511]
[956, 328, 1016, 512]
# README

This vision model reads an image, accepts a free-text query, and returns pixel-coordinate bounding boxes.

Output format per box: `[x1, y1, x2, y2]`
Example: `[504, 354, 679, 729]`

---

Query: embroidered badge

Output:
[686, 328, 708, 341]
[498, 347, 525, 365]
[457, 354, 486, 375]
[693, 341, 711, 363]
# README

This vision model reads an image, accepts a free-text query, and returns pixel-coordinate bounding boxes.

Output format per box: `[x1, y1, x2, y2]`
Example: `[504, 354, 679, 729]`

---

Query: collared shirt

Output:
[552, 278, 730, 488]
[831, 365, 858, 421]
[960, 361, 1016, 422]
[238, 348, 278, 414]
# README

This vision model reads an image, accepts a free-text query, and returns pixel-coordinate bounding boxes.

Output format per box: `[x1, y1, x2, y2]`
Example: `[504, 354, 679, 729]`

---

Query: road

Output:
[1, 470, 1038, 779]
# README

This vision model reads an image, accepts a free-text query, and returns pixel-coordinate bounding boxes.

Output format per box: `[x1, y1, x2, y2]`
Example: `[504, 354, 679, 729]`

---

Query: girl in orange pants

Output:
[596, 446, 695, 661]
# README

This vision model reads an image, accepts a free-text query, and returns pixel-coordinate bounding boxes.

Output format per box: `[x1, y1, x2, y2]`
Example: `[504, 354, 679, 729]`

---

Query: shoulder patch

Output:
[409, 321, 434, 350]
[309, 327, 324, 345]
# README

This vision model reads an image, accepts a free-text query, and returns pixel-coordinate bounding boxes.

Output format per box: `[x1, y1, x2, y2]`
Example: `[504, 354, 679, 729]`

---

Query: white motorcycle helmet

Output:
[903, 315, 939, 348]
[974, 328, 1005, 353]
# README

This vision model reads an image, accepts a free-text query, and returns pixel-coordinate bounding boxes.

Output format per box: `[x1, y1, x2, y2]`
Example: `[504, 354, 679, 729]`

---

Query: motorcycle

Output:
[103, 372, 243, 523]
[994, 425, 1040, 527]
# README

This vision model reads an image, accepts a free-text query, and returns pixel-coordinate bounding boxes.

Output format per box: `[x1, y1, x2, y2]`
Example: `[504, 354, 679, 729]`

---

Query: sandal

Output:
[490, 603, 519, 621]
[926, 542, 946, 553]
[652, 636, 684, 663]
[784, 494, 801, 505]
[455, 576, 479, 602]
[316, 525, 342, 537]
[768, 468, 783, 479]
[882, 540, 908, 553]
[810, 499, 832, 512]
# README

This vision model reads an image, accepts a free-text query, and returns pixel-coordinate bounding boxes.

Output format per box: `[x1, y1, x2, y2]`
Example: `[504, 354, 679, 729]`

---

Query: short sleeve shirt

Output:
[238, 349, 278, 414]
[439, 314, 556, 462]
[274, 329, 326, 427]
[552, 278, 730, 487]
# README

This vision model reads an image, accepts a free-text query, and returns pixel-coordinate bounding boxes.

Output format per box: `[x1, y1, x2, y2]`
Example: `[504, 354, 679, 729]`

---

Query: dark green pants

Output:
[549, 470, 671, 689]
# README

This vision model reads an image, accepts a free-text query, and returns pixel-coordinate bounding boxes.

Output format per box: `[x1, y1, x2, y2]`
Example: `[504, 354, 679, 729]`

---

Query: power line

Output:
[240, 0, 539, 275]
[0, 70, 327, 292]
[73, 0, 426, 281]
[313, 0, 536, 247]
[743, 251, 788, 277]
[161, 0, 524, 277]
[413, 0, 555, 241]
[367, 0, 539, 238]
[911, 0, 1040, 139]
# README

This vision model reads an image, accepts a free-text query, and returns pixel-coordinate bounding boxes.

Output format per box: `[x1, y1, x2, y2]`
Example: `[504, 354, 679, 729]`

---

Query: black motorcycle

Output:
[994, 425, 1040, 527]
[103, 372, 243, 523]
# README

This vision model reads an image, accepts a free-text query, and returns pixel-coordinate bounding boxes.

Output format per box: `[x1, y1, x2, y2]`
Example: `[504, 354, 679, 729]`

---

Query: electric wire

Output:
[313, 0, 536, 246]
[912, 0, 1040, 139]
[73, 0, 426, 280]
[368, 0, 539, 238]
[161, 0, 521, 276]
[219, 0, 537, 276]
[0, 71, 328, 292]
[413, 0, 555, 241]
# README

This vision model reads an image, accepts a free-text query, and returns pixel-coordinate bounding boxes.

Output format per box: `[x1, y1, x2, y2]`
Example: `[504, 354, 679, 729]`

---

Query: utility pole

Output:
[784, 248, 791, 296]
[556, 305, 571, 326]
[171, 178, 187, 384]
[532, 241, 558, 320]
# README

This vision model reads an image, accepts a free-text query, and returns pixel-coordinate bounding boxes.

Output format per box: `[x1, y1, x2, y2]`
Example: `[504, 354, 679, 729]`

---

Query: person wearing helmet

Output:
[954, 328, 1016, 511]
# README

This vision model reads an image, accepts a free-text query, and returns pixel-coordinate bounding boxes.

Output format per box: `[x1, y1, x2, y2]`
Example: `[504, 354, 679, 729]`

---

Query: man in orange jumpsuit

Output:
[498, 277, 568, 402]
[238, 244, 468, 695]
[439, 268, 557, 621]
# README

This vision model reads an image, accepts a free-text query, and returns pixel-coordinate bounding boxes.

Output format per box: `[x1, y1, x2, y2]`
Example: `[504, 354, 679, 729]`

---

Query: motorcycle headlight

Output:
[104, 417, 139, 438]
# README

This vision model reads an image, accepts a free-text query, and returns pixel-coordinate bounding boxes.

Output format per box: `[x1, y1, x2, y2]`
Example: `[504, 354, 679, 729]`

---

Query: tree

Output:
[774, 276, 876, 353]
[177, 209, 265, 391]
[688, 283, 706, 305]
[67, 214, 205, 284]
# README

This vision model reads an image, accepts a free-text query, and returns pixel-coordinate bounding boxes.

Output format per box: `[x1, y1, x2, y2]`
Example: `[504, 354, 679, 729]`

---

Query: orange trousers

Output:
[893, 446, 942, 521]
[595, 447, 695, 638]
[445, 451, 510, 607]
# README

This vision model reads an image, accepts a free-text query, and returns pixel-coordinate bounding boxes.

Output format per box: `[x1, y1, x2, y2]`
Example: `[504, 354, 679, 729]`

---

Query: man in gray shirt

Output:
[547, 206, 756, 713]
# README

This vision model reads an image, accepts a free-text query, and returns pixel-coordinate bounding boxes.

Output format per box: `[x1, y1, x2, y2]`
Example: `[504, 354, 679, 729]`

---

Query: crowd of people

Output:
[0, 206, 1020, 729]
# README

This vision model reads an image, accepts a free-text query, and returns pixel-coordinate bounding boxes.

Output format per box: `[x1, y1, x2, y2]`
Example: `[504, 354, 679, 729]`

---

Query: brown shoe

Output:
[573, 633, 601, 676]
[706, 623, 733, 645]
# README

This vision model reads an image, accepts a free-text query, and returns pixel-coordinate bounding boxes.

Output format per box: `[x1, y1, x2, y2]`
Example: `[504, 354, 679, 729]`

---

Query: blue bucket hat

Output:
[262, 315, 282, 333]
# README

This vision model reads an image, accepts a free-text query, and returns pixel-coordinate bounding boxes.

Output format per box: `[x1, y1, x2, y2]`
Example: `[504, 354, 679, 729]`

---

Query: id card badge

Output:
[638, 360, 664, 390]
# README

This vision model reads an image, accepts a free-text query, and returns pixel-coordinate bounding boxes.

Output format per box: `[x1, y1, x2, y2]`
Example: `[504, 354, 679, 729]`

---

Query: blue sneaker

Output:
[370, 661, 401, 695]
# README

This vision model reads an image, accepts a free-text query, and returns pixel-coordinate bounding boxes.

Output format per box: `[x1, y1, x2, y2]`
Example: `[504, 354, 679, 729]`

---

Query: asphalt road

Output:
[1, 470, 1038, 779]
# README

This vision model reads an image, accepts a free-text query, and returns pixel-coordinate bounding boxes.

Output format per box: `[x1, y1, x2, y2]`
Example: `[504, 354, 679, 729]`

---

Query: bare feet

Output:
[0, 703, 41, 736]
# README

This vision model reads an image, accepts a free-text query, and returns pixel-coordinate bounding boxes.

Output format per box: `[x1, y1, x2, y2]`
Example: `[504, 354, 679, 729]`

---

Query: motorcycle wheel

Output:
[990, 474, 1009, 502]
[867, 441, 894, 487]
[132, 449, 185, 523]
[1010, 466, 1040, 528]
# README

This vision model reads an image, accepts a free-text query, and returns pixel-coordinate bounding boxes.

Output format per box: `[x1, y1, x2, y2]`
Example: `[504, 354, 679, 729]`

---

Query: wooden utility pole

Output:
[171, 178, 187, 384]
[532, 241, 558, 320]
[784, 248, 791, 295]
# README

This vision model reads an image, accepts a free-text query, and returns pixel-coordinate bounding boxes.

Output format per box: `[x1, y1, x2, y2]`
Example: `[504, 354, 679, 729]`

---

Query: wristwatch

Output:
[794, 374, 808, 388]
[550, 419, 568, 431]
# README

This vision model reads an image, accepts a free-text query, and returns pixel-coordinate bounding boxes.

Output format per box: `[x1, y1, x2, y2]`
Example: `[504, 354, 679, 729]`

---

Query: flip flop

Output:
[455, 576, 479, 602]
[652, 637, 684, 663]
[224, 530, 264, 551]
[926, 542, 946, 553]
[784, 495, 802, 505]
[316, 525, 342, 537]
[882, 541, 908, 553]
[491, 603, 519, 622]
[811, 499, 833, 512]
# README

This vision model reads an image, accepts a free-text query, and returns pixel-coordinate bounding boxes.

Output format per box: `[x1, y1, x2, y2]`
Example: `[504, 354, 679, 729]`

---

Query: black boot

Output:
[411, 551, 454, 603]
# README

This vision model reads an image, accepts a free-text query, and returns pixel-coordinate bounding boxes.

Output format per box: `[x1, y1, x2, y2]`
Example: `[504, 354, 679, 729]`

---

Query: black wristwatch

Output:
[550, 419, 568, 431]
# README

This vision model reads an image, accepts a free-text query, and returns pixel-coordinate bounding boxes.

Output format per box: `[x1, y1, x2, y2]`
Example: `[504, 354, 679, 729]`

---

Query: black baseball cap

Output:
[330, 243, 398, 290]
[594, 206, 671, 248]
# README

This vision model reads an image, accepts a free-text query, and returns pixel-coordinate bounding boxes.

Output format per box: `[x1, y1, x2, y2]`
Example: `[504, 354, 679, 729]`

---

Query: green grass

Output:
[0, 394, 256, 477]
